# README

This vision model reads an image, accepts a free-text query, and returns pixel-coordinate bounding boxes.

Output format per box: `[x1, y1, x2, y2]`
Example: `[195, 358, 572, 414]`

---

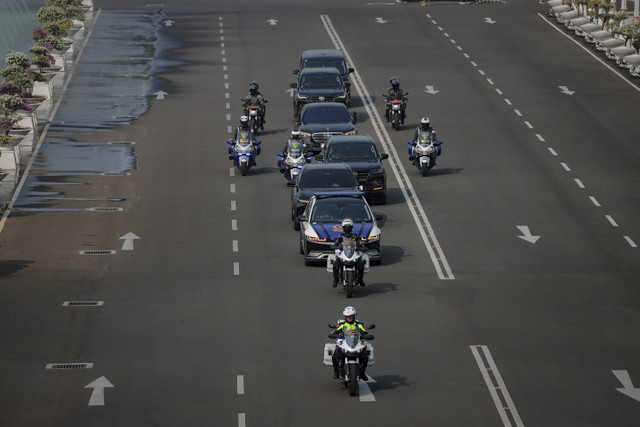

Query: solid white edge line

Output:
[624, 236, 637, 247]
[237, 375, 244, 394]
[321, 14, 454, 280]
[605, 215, 618, 227]
[589, 196, 601, 207]
[537, 13, 640, 94]
[482, 346, 525, 427]
[0, 9, 103, 235]
[470, 346, 512, 426]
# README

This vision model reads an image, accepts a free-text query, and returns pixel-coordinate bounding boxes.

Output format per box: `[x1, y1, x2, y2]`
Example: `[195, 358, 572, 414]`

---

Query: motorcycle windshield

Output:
[418, 131, 434, 146]
[344, 329, 360, 349]
[341, 240, 356, 258]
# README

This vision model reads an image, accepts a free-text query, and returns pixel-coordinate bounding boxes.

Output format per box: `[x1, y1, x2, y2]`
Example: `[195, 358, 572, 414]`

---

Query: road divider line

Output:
[535, 134, 545, 142]
[589, 196, 601, 207]
[605, 215, 618, 227]
[471, 345, 525, 427]
[504, 99, 511, 105]
[233, 240, 238, 252]
[358, 377, 377, 402]
[560, 162, 571, 172]
[524, 121, 533, 129]
[234, 262, 239, 275]
[514, 109, 522, 117]
[548, 147, 558, 157]
[237, 375, 244, 394]
[574, 178, 585, 188]
[230, 183, 236, 193]
[232, 219, 238, 231]
[238, 413, 246, 427]
[231, 200, 237, 211]
[495, 88, 502, 95]
[321, 14, 454, 280]
[624, 236, 637, 247]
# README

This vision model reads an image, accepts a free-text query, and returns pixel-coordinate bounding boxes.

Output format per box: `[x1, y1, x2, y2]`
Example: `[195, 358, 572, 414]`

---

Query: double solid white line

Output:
[320, 14, 454, 280]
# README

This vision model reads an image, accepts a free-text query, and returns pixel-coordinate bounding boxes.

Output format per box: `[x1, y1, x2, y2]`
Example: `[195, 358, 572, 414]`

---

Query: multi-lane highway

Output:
[1, 0, 639, 425]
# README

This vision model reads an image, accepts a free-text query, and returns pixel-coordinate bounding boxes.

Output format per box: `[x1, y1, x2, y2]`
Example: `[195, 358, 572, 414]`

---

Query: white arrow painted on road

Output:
[517, 226, 540, 244]
[153, 91, 168, 100]
[485, 17, 497, 24]
[358, 377, 377, 402]
[375, 17, 388, 24]
[613, 370, 640, 402]
[559, 85, 575, 95]
[164, 20, 174, 27]
[424, 85, 440, 95]
[85, 376, 114, 406]
[267, 19, 278, 25]
[285, 88, 295, 97]
[119, 232, 141, 251]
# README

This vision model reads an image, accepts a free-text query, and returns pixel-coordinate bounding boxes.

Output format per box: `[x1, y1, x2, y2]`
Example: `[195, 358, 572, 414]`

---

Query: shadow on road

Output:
[0, 260, 34, 277]
[356, 282, 399, 297]
[379, 245, 403, 265]
[370, 374, 409, 392]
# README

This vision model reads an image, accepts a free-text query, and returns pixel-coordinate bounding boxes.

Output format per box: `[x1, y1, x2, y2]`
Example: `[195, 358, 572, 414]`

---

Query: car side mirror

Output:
[264, 99, 269, 103]
[293, 69, 300, 75]
[358, 185, 364, 191]
[298, 215, 308, 223]
[344, 82, 351, 88]
[328, 333, 339, 339]
[380, 153, 389, 160]
[328, 323, 336, 329]
[352, 112, 358, 124]
[290, 82, 298, 89]
[348, 67, 354, 74]
[367, 324, 376, 329]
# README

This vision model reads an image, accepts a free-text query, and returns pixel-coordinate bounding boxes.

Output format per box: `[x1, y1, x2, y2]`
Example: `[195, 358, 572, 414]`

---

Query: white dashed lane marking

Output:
[561, 163, 571, 172]
[574, 178, 585, 188]
[232, 219, 237, 231]
[606, 215, 618, 227]
[589, 196, 601, 207]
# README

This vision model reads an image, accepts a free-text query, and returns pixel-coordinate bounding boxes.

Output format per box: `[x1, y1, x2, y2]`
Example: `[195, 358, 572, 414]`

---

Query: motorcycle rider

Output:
[232, 115, 252, 143]
[413, 117, 436, 142]
[332, 306, 371, 381]
[332, 219, 366, 288]
[242, 82, 267, 129]
[383, 76, 408, 124]
[282, 129, 302, 153]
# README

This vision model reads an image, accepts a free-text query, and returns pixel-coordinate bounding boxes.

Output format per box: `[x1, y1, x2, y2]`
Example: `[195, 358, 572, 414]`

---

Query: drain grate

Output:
[63, 301, 104, 307]
[46, 363, 94, 369]
[87, 207, 123, 212]
[106, 141, 136, 145]
[79, 250, 116, 255]
[101, 172, 131, 176]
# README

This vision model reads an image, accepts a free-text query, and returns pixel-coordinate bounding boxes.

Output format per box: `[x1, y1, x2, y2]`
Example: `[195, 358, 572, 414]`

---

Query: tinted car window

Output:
[301, 106, 351, 124]
[327, 143, 378, 161]
[299, 168, 357, 188]
[302, 58, 347, 74]
[311, 199, 372, 223]
[300, 72, 342, 89]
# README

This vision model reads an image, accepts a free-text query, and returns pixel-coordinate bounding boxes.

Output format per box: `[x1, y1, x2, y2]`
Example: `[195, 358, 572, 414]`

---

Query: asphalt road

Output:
[1, 1, 639, 426]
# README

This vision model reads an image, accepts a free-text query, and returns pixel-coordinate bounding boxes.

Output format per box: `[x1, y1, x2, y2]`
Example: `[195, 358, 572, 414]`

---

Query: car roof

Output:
[301, 163, 354, 172]
[300, 102, 349, 112]
[301, 49, 345, 59]
[300, 67, 341, 75]
[312, 192, 366, 201]
[327, 135, 375, 145]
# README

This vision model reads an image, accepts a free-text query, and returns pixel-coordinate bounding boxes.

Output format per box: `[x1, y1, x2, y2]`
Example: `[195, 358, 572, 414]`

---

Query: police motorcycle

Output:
[383, 92, 408, 131]
[277, 139, 312, 182]
[227, 128, 261, 176]
[324, 323, 375, 396]
[327, 238, 370, 298]
[408, 130, 443, 176]
[242, 99, 268, 135]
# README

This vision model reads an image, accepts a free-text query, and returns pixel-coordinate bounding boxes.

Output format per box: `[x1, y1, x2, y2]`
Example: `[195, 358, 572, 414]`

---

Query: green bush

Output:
[0, 133, 13, 146]
[31, 55, 52, 71]
[41, 35, 64, 51]
[4, 51, 31, 69]
[29, 45, 50, 56]
[0, 67, 33, 93]
[44, 22, 66, 38]
[0, 94, 24, 113]
[46, 0, 82, 7]
[37, 6, 65, 24]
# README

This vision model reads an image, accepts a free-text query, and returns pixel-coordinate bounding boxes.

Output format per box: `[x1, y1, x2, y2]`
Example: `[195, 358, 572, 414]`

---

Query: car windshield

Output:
[299, 169, 356, 188]
[300, 72, 342, 89]
[302, 58, 347, 74]
[327, 143, 378, 161]
[311, 199, 372, 223]
[301, 106, 351, 124]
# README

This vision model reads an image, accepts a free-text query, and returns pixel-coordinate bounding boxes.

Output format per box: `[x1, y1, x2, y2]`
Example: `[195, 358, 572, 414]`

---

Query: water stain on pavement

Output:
[14, 8, 182, 212]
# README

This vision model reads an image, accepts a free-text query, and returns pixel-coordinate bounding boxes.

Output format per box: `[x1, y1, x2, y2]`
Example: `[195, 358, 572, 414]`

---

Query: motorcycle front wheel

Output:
[421, 162, 429, 177]
[345, 269, 355, 298]
[348, 364, 358, 396]
[240, 164, 248, 176]
[392, 112, 399, 131]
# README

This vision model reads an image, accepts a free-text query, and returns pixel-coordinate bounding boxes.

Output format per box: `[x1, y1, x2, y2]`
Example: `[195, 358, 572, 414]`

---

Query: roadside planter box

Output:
[0, 139, 22, 170]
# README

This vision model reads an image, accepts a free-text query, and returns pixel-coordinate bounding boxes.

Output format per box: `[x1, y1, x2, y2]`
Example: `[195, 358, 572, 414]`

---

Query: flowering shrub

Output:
[32, 27, 49, 41]
[21, 103, 33, 112]
[0, 115, 19, 135]
[0, 95, 25, 113]
[0, 83, 22, 96]
[0, 134, 13, 146]
[37, 6, 65, 24]
[29, 45, 50, 56]
[40, 35, 64, 51]
[0, 67, 33, 94]
[31, 55, 51, 71]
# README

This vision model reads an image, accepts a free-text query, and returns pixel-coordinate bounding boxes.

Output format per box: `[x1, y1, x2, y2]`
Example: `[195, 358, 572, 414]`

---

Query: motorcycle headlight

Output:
[416, 144, 433, 155]
[285, 155, 305, 167]
[235, 144, 253, 153]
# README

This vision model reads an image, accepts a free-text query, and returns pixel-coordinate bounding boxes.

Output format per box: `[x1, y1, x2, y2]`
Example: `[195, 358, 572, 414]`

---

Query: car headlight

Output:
[362, 234, 379, 242]
[300, 131, 312, 141]
[345, 130, 357, 135]
[335, 94, 346, 100]
[308, 236, 328, 242]
[297, 198, 309, 204]
[297, 94, 309, 100]
[369, 166, 383, 174]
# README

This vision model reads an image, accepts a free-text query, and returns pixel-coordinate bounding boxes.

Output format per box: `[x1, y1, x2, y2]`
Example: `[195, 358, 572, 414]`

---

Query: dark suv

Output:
[297, 102, 357, 153]
[317, 135, 388, 204]
[291, 67, 347, 116]
[288, 163, 360, 230]
[295, 49, 354, 106]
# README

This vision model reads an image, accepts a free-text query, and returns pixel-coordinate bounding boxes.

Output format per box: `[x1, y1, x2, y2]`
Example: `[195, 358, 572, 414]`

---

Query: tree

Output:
[588, 0, 616, 29]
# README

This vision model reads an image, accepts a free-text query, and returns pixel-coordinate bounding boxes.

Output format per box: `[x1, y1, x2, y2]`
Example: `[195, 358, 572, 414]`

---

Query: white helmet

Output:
[341, 218, 354, 234]
[420, 117, 430, 126]
[240, 115, 249, 124]
[291, 130, 301, 139]
[343, 306, 357, 317]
